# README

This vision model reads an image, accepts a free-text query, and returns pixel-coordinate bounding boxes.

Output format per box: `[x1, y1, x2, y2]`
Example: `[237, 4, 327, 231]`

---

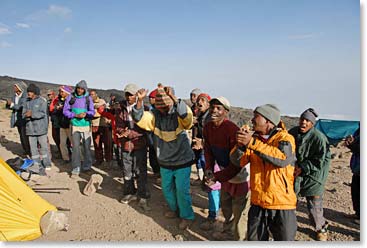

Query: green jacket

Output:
[289, 126, 331, 197]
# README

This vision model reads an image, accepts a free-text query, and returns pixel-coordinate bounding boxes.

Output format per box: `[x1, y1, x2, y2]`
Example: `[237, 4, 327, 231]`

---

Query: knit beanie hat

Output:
[209, 96, 231, 111]
[300, 108, 318, 124]
[59, 85, 73, 95]
[27, 83, 40, 95]
[190, 88, 202, 96]
[254, 104, 281, 126]
[149, 89, 158, 99]
[155, 87, 173, 110]
[197, 93, 211, 103]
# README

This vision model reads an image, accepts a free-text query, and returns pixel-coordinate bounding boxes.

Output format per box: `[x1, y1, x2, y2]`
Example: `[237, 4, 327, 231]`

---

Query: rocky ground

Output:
[0, 103, 360, 242]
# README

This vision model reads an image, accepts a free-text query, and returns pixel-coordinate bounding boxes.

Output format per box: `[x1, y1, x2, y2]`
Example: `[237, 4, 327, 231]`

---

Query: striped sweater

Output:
[132, 99, 195, 169]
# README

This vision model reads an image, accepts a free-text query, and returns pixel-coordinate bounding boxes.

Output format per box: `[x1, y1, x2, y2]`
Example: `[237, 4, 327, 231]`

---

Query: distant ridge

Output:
[0, 75, 299, 129]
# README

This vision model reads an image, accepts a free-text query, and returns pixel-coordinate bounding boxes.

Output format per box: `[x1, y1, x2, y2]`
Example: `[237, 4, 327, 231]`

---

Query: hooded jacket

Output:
[22, 95, 49, 136]
[63, 80, 95, 127]
[230, 125, 297, 210]
[7, 81, 28, 128]
[289, 126, 331, 196]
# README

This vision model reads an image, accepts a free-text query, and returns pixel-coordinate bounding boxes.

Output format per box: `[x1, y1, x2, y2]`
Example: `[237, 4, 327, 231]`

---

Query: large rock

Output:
[40, 210, 69, 235]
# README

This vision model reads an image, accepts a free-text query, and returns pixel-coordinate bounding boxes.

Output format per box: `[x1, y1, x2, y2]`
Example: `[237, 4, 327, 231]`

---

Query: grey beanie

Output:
[76, 80, 88, 90]
[190, 88, 201, 95]
[254, 104, 281, 126]
[300, 108, 318, 124]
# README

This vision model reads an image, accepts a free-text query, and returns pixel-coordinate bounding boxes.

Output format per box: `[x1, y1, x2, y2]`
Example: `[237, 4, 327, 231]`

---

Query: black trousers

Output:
[148, 143, 159, 174]
[351, 174, 360, 217]
[122, 148, 149, 199]
[247, 205, 297, 241]
[17, 125, 30, 156]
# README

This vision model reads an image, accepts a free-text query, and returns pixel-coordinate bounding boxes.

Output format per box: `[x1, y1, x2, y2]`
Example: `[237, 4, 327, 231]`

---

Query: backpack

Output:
[7, 158, 46, 181]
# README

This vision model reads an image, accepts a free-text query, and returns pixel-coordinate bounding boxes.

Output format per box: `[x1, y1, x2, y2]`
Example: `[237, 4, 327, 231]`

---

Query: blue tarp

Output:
[315, 119, 360, 146]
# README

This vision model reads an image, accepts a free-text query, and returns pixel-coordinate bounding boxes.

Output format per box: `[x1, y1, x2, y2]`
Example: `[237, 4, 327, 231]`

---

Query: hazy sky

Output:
[0, 0, 361, 120]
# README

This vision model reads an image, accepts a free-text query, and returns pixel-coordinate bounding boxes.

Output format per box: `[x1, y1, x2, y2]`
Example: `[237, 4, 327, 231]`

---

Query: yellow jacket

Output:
[230, 126, 297, 210]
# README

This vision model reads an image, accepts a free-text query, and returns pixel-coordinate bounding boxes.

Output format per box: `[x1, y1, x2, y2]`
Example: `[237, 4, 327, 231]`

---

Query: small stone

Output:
[174, 234, 184, 241]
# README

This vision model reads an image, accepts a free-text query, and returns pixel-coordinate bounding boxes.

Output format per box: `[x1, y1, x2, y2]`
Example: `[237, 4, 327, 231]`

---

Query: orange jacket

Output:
[230, 126, 297, 210]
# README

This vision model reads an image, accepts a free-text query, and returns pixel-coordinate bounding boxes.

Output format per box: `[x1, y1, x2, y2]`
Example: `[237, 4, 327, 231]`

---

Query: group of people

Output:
[5, 80, 360, 241]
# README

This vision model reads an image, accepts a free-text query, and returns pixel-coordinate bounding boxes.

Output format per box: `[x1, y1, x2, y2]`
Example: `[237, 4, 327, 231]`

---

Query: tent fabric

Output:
[0, 157, 56, 241]
[315, 119, 360, 146]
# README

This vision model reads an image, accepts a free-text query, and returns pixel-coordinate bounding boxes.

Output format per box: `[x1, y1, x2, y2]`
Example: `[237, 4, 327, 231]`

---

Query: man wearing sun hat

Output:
[203, 96, 250, 240]
[114, 83, 150, 212]
[229, 103, 297, 241]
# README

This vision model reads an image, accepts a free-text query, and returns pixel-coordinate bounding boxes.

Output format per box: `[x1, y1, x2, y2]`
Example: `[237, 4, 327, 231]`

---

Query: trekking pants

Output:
[160, 166, 195, 220]
[306, 196, 327, 231]
[29, 134, 51, 168]
[71, 130, 93, 174]
[221, 190, 251, 240]
[122, 148, 148, 199]
[247, 205, 297, 241]
[351, 174, 360, 217]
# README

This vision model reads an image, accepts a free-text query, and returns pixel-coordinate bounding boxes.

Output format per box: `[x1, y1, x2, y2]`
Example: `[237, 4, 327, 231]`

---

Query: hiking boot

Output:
[199, 219, 217, 231]
[164, 210, 177, 219]
[120, 194, 138, 204]
[138, 198, 152, 212]
[212, 231, 233, 241]
[316, 223, 328, 241]
[316, 230, 328, 241]
[179, 219, 193, 230]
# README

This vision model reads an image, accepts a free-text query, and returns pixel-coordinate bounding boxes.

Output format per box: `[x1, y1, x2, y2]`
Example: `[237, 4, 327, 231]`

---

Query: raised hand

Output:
[164, 86, 178, 103]
[136, 88, 148, 102]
